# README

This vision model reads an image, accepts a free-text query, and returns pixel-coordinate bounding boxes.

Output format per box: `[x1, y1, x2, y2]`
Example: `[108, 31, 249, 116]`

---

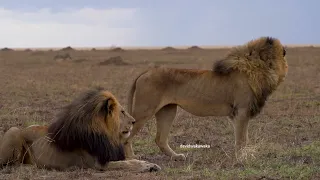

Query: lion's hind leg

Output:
[155, 104, 186, 161]
[0, 127, 25, 167]
[106, 159, 161, 173]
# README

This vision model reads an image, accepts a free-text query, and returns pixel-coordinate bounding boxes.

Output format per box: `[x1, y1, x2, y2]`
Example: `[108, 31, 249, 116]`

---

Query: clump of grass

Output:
[133, 138, 159, 155]
[212, 141, 320, 179]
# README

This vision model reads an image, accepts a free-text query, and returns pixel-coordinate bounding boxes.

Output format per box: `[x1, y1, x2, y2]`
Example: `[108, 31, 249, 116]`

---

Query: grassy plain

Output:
[0, 46, 319, 179]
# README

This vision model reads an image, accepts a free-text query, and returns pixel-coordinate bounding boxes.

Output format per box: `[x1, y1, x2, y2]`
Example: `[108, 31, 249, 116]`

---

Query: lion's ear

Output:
[283, 48, 286, 57]
[259, 37, 275, 62]
[213, 58, 237, 75]
[102, 98, 116, 115]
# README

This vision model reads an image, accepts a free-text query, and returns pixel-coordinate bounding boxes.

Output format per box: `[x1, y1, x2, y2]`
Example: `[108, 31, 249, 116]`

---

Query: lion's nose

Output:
[131, 119, 136, 125]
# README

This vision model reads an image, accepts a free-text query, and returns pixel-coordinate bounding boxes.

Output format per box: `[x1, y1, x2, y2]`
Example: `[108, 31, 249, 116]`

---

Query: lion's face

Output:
[119, 106, 135, 140]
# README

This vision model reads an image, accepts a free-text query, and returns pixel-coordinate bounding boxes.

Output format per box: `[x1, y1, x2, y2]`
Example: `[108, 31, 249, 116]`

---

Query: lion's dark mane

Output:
[47, 88, 125, 165]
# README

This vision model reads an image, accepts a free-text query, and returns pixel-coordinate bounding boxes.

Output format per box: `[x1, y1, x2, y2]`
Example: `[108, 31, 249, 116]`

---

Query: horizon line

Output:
[3, 44, 320, 51]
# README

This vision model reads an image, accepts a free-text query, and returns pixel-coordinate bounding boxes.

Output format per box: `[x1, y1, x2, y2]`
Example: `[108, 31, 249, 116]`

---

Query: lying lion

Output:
[124, 36, 288, 161]
[0, 87, 161, 173]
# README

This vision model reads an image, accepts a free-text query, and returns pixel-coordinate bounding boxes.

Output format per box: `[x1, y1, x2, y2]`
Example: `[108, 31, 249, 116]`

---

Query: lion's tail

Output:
[127, 70, 150, 115]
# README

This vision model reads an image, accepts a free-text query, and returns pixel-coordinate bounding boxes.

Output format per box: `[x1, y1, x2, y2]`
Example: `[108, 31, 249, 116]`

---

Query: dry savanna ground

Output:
[0, 46, 319, 180]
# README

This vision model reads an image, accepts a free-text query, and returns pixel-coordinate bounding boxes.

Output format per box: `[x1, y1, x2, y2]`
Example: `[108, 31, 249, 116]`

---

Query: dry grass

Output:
[0, 47, 319, 179]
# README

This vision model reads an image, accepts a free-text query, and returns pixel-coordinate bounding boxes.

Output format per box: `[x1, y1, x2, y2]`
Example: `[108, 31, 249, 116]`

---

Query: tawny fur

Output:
[0, 88, 161, 172]
[124, 36, 288, 161]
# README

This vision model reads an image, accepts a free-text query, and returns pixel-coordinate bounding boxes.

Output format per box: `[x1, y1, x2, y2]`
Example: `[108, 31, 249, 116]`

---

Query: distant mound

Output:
[188, 46, 202, 50]
[24, 49, 32, 52]
[99, 56, 129, 66]
[110, 47, 125, 52]
[0, 47, 14, 52]
[60, 46, 75, 51]
[161, 46, 176, 51]
[91, 48, 97, 51]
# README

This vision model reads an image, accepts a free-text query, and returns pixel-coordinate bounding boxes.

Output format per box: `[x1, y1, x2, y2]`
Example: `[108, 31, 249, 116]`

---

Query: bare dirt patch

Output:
[53, 53, 72, 62]
[99, 56, 129, 66]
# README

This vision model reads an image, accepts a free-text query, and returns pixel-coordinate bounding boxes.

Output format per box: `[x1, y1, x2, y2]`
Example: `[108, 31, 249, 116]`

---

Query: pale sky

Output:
[0, 0, 318, 48]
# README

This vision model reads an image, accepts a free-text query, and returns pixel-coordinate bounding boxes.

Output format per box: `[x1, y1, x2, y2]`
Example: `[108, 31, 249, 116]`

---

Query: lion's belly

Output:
[177, 99, 232, 117]
[171, 84, 233, 117]
[165, 75, 234, 117]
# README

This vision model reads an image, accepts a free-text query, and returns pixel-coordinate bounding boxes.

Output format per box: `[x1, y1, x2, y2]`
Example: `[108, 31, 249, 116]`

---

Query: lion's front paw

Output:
[129, 159, 161, 173]
[140, 162, 161, 173]
[170, 153, 186, 161]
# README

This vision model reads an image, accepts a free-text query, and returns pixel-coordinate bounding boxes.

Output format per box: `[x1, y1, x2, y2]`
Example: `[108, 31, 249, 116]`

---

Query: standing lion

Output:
[123, 37, 288, 161]
[0, 87, 161, 173]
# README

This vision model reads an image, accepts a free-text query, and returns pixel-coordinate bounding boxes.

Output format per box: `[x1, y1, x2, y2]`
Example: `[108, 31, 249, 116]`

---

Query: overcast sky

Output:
[0, 0, 318, 48]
